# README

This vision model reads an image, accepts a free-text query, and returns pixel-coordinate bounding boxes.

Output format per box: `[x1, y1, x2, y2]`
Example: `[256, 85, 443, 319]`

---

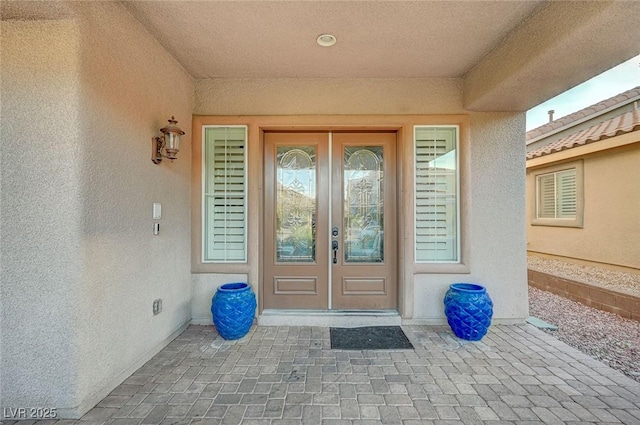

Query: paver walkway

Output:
[4, 324, 640, 425]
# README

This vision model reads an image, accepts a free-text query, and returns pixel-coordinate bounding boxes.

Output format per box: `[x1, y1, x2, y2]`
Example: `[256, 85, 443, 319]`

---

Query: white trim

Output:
[413, 125, 461, 264]
[201, 125, 249, 263]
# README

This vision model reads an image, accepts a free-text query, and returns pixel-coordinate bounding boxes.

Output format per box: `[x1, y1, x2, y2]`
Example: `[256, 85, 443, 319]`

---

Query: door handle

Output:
[332, 240, 339, 264]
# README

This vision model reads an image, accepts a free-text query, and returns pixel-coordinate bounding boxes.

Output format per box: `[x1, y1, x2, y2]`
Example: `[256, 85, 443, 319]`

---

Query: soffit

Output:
[5, 1, 637, 112]
[464, 1, 640, 111]
[120, 1, 544, 79]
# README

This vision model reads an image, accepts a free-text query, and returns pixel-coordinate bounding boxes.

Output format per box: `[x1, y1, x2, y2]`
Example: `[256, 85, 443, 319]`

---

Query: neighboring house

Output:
[526, 93, 640, 270]
[2, 0, 639, 419]
[526, 86, 640, 153]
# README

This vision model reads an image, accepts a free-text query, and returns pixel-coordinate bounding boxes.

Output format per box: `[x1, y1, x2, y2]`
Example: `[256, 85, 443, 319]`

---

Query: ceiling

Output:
[3, 0, 639, 110]
[121, 1, 545, 79]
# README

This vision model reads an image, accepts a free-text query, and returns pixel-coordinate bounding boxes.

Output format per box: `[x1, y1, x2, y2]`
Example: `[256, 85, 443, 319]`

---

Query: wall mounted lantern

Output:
[152, 116, 185, 164]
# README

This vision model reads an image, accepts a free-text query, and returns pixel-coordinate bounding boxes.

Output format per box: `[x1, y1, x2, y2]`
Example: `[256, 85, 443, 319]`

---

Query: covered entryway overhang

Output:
[3, 0, 640, 418]
[124, 1, 640, 112]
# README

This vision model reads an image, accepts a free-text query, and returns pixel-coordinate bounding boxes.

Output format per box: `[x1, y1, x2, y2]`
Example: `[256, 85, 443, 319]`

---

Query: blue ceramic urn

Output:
[443, 283, 493, 341]
[211, 283, 256, 340]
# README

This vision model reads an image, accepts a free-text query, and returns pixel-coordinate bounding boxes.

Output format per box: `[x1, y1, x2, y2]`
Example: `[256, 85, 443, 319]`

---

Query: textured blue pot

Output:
[444, 283, 493, 341]
[211, 283, 256, 340]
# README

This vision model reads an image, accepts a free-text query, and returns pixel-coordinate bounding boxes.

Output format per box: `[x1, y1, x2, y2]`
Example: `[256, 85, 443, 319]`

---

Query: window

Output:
[203, 126, 248, 262]
[414, 126, 459, 263]
[532, 161, 583, 227]
[537, 169, 576, 219]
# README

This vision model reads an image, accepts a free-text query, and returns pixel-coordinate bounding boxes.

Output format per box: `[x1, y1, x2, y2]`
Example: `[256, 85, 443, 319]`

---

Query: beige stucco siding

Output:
[1, 2, 195, 418]
[1, 20, 83, 412]
[192, 80, 528, 324]
[414, 112, 528, 321]
[195, 78, 464, 115]
[527, 142, 640, 269]
[72, 2, 195, 417]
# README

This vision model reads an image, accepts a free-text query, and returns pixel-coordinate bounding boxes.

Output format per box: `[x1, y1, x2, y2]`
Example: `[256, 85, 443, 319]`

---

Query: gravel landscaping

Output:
[529, 286, 640, 382]
[527, 255, 640, 382]
[528, 254, 640, 296]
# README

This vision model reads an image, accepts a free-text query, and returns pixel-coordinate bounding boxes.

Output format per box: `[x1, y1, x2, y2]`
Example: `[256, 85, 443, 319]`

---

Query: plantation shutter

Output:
[203, 127, 247, 262]
[536, 169, 576, 220]
[415, 127, 458, 262]
[556, 169, 577, 218]
[537, 174, 556, 218]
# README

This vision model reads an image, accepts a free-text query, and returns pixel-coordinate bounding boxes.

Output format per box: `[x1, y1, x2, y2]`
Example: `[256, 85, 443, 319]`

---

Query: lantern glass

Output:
[166, 132, 180, 151]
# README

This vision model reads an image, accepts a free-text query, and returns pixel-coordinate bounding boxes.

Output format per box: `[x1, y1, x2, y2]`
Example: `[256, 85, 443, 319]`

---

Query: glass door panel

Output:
[263, 132, 329, 310]
[343, 147, 384, 263]
[263, 131, 396, 311]
[276, 146, 316, 263]
[332, 132, 397, 310]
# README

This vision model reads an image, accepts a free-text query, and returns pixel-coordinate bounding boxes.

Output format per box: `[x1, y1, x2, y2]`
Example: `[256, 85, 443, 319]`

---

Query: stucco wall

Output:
[71, 3, 195, 416]
[194, 80, 528, 323]
[463, 1, 640, 111]
[527, 143, 640, 269]
[195, 78, 464, 115]
[1, 2, 195, 417]
[191, 274, 248, 324]
[1, 19, 83, 412]
[413, 112, 528, 321]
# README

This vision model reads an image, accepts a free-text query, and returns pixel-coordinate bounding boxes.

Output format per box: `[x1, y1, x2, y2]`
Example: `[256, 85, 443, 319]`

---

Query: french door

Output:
[263, 131, 397, 310]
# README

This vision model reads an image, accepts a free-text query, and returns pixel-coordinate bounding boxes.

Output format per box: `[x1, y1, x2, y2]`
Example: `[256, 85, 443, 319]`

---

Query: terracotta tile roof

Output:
[527, 103, 640, 159]
[526, 86, 640, 142]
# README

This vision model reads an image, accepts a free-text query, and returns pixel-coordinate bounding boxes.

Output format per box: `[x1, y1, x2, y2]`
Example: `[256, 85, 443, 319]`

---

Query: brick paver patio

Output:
[3, 324, 640, 425]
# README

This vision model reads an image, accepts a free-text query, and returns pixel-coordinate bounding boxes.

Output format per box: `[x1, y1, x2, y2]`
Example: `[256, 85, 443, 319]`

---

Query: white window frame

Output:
[202, 125, 249, 263]
[414, 125, 461, 264]
[532, 160, 584, 228]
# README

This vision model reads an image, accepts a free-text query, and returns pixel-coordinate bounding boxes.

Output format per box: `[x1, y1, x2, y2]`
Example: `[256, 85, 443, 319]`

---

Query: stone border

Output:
[528, 269, 640, 322]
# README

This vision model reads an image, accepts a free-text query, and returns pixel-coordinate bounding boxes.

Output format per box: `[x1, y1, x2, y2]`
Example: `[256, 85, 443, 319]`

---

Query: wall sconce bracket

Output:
[151, 116, 185, 165]
[152, 136, 165, 164]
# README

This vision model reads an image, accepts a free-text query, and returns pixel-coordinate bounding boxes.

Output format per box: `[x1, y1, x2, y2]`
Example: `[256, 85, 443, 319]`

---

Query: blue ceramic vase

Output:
[211, 283, 256, 340]
[443, 283, 493, 341]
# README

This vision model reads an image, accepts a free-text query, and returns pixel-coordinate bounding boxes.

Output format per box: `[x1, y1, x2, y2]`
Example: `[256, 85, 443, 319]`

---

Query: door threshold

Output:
[258, 309, 401, 327]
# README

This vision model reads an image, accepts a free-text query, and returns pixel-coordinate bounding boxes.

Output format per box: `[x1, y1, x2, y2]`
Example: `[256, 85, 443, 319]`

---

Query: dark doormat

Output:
[330, 326, 414, 350]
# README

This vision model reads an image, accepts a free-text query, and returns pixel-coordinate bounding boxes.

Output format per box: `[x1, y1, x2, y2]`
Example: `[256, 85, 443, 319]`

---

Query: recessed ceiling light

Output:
[316, 34, 337, 47]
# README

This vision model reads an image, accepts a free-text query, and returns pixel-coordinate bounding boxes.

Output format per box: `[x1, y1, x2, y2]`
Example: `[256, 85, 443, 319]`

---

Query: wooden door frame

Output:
[261, 131, 399, 312]
[258, 123, 405, 316]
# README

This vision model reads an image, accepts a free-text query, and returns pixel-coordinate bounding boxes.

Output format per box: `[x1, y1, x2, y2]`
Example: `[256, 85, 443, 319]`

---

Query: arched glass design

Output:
[343, 146, 384, 263]
[276, 147, 316, 262]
